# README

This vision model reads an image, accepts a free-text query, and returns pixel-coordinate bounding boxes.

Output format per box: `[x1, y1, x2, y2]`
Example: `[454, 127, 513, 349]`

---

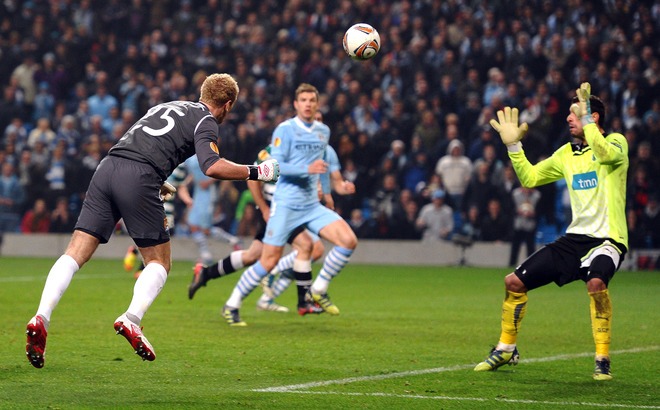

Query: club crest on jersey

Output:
[210, 141, 219, 154]
[274, 137, 281, 147]
[317, 133, 324, 141]
[572, 171, 598, 190]
[258, 149, 270, 161]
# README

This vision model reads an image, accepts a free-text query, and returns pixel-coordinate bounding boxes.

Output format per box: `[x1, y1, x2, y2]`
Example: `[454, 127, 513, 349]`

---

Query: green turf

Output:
[1, 256, 658, 409]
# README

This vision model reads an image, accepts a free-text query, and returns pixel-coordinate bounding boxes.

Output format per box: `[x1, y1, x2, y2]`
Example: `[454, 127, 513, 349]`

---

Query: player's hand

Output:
[257, 159, 280, 182]
[489, 107, 529, 147]
[159, 181, 177, 201]
[308, 159, 328, 174]
[570, 82, 594, 125]
[339, 180, 355, 195]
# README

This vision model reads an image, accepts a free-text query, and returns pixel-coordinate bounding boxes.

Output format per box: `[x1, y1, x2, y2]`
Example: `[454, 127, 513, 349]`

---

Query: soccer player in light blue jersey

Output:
[221, 83, 358, 326]
[188, 142, 345, 316]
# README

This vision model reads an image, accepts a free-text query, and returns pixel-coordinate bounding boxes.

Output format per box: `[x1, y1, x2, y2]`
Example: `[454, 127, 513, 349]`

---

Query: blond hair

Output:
[199, 73, 239, 108]
[294, 83, 319, 100]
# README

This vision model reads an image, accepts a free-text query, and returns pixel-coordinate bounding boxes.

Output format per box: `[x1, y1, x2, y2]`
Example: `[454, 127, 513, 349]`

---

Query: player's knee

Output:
[260, 252, 281, 272]
[586, 255, 615, 291]
[340, 229, 358, 250]
[504, 273, 526, 293]
[586, 277, 607, 293]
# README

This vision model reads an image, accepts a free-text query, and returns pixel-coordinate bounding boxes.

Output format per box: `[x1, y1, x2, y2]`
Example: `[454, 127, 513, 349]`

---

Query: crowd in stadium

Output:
[0, 0, 659, 251]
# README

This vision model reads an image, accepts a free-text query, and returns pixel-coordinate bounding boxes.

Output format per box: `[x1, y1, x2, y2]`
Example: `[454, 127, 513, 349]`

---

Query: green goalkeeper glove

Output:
[489, 107, 528, 151]
[570, 82, 594, 126]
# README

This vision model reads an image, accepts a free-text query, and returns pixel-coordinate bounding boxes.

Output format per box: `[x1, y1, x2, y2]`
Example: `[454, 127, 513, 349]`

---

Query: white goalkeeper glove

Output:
[570, 82, 594, 126]
[159, 181, 177, 201]
[489, 106, 529, 152]
[248, 158, 280, 182]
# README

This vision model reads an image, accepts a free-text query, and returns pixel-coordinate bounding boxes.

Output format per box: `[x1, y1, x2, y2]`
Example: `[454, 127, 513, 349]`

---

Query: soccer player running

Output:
[221, 83, 358, 326]
[188, 141, 346, 315]
[25, 74, 280, 368]
[474, 82, 628, 381]
[188, 142, 324, 315]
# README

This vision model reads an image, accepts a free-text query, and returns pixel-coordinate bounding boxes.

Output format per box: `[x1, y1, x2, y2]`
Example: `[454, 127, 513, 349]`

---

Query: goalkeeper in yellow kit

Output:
[474, 82, 628, 381]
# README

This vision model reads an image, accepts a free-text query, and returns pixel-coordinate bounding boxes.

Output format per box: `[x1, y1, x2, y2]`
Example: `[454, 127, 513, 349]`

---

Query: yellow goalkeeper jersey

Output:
[508, 123, 629, 251]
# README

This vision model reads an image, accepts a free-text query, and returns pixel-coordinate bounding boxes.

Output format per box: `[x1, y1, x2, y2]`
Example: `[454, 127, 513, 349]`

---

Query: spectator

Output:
[32, 82, 55, 122]
[458, 204, 482, 242]
[50, 196, 75, 233]
[481, 198, 511, 242]
[640, 193, 660, 249]
[27, 118, 56, 149]
[20, 198, 50, 233]
[0, 161, 26, 233]
[509, 186, 541, 267]
[391, 199, 421, 240]
[55, 115, 82, 158]
[462, 161, 502, 216]
[416, 189, 454, 242]
[435, 139, 473, 211]
[86, 84, 118, 122]
[371, 173, 400, 220]
[348, 208, 375, 239]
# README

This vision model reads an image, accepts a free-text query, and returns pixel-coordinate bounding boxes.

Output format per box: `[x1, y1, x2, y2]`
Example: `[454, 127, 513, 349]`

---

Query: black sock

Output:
[294, 270, 312, 306]
[206, 256, 238, 280]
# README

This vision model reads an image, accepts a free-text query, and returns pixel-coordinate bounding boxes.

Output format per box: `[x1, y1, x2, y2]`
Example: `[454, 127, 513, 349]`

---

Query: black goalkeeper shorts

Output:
[514, 234, 626, 290]
[75, 156, 170, 247]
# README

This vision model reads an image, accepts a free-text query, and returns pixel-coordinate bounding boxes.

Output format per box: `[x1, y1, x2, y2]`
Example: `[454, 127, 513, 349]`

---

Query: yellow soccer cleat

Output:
[222, 305, 247, 327]
[593, 358, 613, 381]
[474, 347, 520, 371]
[309, 291, 340, 316]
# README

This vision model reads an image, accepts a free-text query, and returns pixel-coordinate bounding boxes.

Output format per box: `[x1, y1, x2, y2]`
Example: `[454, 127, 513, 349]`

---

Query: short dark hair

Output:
[571, 94, 606, 125]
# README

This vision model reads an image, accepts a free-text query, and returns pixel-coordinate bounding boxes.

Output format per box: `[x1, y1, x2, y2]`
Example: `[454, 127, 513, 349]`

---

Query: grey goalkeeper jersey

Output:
[109, 101, 222, 182]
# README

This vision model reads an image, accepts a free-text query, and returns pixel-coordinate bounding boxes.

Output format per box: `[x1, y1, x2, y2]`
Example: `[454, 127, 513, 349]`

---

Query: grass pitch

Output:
[1, 256, 659, 409]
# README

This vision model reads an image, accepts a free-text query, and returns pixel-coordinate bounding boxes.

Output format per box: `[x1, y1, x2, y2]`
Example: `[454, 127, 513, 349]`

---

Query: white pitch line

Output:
[253, 346, 660, 393]
[268, 391, 660, 409]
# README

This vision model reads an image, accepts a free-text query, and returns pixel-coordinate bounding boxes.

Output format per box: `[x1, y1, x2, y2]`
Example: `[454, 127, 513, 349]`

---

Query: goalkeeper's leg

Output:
[586, 254, 616, 380]
[475, 273, 527, 371]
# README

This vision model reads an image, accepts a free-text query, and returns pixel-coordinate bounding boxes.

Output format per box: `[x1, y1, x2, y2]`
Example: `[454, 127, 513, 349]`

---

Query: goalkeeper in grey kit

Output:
[25, 73, 280, 368]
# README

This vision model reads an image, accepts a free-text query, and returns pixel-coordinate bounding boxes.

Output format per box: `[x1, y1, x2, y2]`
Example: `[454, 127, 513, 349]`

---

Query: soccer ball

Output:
[343, 23, 380, 60]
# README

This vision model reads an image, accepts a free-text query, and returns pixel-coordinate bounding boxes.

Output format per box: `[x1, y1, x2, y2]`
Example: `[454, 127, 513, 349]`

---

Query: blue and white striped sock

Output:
[272, 250, 297, 274]
[312, 246, 353, 294]
[272, 269, 293, 299]
[226, 261, 268, 308]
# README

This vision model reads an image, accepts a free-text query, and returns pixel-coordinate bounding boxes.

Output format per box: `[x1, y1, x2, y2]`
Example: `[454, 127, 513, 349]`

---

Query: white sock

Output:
[226, 288, 244, 309]
[36, 255, 80, 323]
[496, 342, 516, 353]
[230, 250, 244, 270]
[126, 263, 167, 323]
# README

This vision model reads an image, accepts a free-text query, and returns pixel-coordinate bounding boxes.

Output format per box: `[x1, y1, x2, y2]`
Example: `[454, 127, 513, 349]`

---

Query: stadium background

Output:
[1, 0, 659, 267]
